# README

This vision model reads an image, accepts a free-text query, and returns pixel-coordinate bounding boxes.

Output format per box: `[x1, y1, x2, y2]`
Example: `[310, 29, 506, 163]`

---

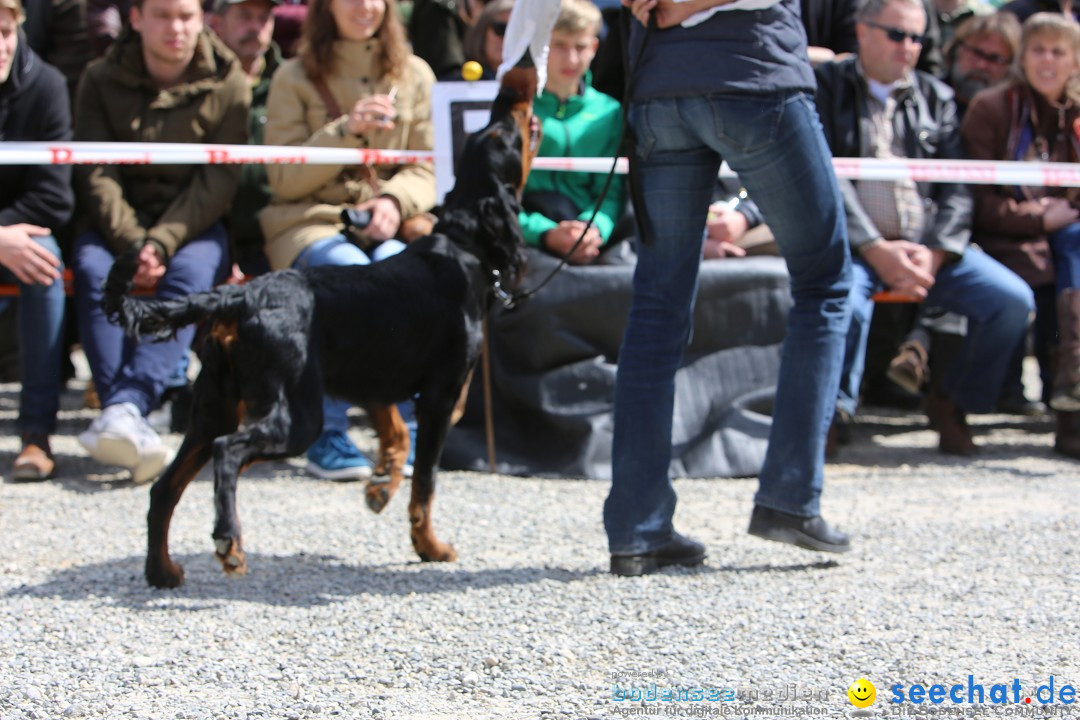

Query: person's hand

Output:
[543, 220, 603, 264]
[345, 92, 398, 136]
[706, 204, 750, 244]
[860, 239, 937, 301]
[0, 224, 62, 286]
[133, 242, 167, 290]
[703, 237, 747, 259]
[355, 196, 403, 241]
[1041, 197, 1080, 233]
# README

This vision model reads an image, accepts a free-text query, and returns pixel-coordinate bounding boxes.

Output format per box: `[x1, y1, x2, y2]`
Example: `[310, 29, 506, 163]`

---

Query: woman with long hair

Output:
[962, 12, 1080, 458]
[260, 0, 435, 479]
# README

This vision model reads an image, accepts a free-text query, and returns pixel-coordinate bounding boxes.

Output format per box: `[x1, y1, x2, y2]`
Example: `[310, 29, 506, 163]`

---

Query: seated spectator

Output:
[0, 0, 74, 480]
[879, 10, 1023, 412]
[73, 0, 248, 483]
[518, 0, 625, 265]
[20, 0, 92, 101]
[962, 12, 1080, 458]
[259, 0, 435, 480]
[209, 0, 283, 277]
[409, 0, 481, 78]
[814, 0, 1034, 456]
[449, 0, 511, 81]
[945, 10, 1020, 114]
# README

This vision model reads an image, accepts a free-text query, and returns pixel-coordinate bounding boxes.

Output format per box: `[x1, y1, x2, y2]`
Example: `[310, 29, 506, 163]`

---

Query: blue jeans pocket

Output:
[711, 93, 786, 155]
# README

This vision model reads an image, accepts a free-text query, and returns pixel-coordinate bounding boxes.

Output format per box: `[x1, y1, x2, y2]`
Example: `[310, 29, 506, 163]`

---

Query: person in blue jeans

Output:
[0, 0, 75, 481]
[604, 0, 855, 576]
[72, 0, 248, 484]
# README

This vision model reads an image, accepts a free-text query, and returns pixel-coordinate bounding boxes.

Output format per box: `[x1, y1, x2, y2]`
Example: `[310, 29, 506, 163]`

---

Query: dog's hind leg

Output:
[146, 435, 214, 588]
[366, 405, 409, 514]
[210, 402, 314, 577]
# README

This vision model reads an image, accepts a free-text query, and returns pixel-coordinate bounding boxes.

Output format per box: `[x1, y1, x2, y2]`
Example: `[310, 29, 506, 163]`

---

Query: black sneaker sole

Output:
[748, 522, 852, 553]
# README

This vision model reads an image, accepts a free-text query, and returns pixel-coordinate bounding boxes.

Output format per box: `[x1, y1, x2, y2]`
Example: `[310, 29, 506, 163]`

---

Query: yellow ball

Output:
[462, 60, 484, 82]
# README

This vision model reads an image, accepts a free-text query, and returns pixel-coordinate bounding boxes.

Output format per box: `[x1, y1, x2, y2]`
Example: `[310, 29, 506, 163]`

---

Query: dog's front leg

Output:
[407, 407, 457, 562]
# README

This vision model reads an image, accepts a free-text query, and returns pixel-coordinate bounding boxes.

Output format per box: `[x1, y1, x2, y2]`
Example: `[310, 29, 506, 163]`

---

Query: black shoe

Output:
[748, 505, 851, 553]
[610, 533, 706, 577]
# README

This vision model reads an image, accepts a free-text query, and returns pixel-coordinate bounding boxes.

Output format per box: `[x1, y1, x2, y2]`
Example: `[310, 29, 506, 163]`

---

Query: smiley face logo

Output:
[848, 678, 876, 708]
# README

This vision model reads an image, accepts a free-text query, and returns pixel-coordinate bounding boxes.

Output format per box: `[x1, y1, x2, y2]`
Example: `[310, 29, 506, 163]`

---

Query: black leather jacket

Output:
[813, 57, 971, 258]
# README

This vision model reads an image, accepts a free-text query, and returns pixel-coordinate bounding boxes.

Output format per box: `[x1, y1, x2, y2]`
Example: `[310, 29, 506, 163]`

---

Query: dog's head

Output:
[441, 84, 537, 291]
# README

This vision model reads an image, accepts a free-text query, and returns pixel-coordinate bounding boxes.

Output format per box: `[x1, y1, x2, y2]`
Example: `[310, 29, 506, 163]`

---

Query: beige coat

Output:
[74, 27, 250, 259]
[259, 39, 436, 270]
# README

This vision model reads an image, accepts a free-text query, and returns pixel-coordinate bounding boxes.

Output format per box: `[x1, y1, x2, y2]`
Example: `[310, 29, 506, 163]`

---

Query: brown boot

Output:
[1050, 289, 1080, 411]
[1055, 411, 1080, 459]
[924, 390, 978, 456]
[13, 434, 55, 481]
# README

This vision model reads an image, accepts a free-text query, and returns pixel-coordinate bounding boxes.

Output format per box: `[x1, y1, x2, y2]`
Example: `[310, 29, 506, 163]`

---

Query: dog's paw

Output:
[413, 538, 458, 563]
[364, 479, 397, 514]
[214, 537, 248, 576]
[146, 560, 185, 589]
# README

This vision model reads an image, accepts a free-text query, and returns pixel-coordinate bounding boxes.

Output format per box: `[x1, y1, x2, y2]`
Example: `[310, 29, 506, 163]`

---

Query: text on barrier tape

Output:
[5, 142, 1080, 187]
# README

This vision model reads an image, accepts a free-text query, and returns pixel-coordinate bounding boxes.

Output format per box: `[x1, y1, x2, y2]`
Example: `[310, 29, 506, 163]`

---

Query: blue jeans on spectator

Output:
[73, 225, 229, 416]
[1050, 222, 1080, 292]
[837, 251, 1033, 417]
[1, 234, 66, 436]
[603, 92, 852, 554]
[292, 234, 407, 432]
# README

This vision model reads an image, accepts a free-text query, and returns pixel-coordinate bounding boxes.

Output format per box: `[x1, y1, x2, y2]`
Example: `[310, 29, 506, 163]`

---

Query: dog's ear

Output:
[476, 182, 528, 289]
[499, 66, 543, 191]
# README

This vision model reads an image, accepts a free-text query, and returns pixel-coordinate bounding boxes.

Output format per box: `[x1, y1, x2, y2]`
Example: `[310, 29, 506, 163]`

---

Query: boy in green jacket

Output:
[518, 0, 626, 265]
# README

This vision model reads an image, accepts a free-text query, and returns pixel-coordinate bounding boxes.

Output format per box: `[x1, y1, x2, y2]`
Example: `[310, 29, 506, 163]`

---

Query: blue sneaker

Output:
[306, 429, 373, 480]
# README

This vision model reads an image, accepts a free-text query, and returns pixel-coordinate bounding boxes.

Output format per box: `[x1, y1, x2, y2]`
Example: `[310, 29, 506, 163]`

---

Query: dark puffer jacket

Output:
[0, 31, 74, 231]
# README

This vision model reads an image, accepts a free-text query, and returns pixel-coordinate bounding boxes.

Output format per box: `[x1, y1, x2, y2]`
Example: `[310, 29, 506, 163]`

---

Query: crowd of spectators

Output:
[3, 0, 1080, 483]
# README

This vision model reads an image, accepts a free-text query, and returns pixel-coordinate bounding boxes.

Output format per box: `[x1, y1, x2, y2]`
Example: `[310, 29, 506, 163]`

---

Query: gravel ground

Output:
[1, 378, 1079, 720]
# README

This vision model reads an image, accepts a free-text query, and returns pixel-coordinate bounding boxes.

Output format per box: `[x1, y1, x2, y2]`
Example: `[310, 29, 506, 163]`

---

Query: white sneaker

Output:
[79, 402, 143, 467]
[79, 402, 173, 483]
[132, 441, 173, 485]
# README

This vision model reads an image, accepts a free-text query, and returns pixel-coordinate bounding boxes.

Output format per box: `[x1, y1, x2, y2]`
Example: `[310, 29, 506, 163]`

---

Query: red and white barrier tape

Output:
[5, 142, 1080, 187]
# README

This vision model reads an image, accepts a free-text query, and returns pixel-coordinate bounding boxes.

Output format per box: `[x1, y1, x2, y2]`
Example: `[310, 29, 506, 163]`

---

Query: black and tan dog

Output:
[104, 85, 536, 588]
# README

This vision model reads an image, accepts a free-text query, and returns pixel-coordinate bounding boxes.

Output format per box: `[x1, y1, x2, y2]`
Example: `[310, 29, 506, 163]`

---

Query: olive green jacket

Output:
[74, 27, 250, 259]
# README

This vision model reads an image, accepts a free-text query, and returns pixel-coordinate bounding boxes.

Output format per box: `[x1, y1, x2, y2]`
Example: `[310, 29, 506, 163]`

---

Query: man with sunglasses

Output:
[944, 11, 1020, 114]
[813, 0, 1034, 455]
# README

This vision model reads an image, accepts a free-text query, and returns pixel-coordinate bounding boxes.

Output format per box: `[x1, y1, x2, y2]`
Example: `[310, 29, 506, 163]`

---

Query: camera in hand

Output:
[341, 208, 372, 230]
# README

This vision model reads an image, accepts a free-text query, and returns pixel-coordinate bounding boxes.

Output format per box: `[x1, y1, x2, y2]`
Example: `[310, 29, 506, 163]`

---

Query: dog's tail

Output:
[103, 249, 248, 342]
